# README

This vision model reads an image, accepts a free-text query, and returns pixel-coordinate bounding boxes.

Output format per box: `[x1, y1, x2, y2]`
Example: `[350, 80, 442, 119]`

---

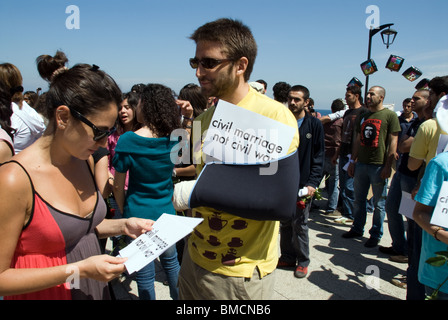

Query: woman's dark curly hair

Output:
[0, 80, 14, 140]
[272, 81, 291, 103]
[139, 84, 181, 137]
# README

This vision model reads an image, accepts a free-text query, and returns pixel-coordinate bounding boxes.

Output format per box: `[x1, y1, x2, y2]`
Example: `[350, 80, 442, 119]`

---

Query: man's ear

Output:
[304, 98, 310, 108]
[235, 57, 248, 76]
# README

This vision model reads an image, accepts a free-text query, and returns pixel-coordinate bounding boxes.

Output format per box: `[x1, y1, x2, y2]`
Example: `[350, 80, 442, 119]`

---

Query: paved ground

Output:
[109, 196, 408, 301]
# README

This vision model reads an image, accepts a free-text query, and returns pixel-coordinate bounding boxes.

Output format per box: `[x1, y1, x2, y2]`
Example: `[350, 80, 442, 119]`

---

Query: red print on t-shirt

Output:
[360, 119, 381, 147]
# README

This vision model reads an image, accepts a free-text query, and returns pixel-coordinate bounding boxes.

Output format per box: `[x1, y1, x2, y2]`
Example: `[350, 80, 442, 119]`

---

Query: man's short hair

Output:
[346, 85, 363, 104]
[346, 85, 362, 97]
[190, 18, 257, 82]
[429, 76, 448, 96]
[289, 85, 310, 100]
[402, 98, 412, 105]
[415, 88, 430, 98]
[370, 86, 386, 99]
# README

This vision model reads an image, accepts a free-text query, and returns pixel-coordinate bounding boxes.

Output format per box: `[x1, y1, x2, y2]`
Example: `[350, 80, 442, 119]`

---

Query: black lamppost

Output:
[365, 23, 398, 99]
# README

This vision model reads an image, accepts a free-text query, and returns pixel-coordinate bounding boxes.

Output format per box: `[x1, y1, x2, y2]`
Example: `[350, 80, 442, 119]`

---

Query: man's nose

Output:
[196, 64, 205, 78]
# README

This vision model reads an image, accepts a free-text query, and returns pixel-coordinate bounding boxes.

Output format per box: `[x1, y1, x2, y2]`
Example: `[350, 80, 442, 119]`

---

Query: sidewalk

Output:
[109, 201, 408, 300]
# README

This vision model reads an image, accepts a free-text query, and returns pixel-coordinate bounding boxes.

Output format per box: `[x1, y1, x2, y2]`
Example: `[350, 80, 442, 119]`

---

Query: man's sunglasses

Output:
[189, 57, 233, 69]
[69, 107, 116, 141]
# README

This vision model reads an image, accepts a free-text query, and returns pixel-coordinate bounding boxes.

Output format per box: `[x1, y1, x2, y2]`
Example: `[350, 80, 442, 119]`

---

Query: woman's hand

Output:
[123, 218, 154, 239]
[176, 99, 194, 119]
[76, 255, 128, 282]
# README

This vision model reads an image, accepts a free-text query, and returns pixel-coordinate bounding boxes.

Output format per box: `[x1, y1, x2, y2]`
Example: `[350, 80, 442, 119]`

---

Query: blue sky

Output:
[1, 0, 447, 110]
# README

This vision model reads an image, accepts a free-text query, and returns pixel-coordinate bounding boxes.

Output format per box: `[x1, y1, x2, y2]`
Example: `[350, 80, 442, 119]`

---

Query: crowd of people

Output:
[314, 76, 448, 300]
[0, 17, 447, 301]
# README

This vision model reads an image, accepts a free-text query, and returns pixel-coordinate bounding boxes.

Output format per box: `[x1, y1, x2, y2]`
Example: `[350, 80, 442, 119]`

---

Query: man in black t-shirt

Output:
[337, 86, 368, 222]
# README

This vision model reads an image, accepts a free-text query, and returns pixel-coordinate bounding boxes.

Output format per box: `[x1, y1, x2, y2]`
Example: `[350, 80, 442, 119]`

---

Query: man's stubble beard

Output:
[199, 67, 239, 100]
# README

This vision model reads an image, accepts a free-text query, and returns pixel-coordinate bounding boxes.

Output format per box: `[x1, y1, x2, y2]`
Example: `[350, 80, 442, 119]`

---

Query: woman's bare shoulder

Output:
[0, 158, 34, 194]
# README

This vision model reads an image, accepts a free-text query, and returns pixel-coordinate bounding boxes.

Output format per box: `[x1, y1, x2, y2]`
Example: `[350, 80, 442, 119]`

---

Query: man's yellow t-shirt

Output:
[188, 86, 299, 278]
[409, 118, 447, 164]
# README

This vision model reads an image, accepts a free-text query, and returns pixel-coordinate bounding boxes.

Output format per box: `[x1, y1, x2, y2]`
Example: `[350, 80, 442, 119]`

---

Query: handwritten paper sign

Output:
[430, 181, 448, 229]
[202, 100, 296, 164]
[119, 214, 203, 274]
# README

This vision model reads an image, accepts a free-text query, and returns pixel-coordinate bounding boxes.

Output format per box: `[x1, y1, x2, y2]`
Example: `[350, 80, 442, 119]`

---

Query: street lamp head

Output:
[381, 27, 398, 49]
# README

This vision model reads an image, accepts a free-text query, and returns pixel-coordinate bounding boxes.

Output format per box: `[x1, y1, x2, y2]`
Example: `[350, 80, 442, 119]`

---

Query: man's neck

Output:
[416, 110, 425, 120]
[294, 110, 306, 121]
[369, 104, 384, 112]
[348, 101, 362, 110]
[402, 112, 414, 121]
[220, 82, 250, 105]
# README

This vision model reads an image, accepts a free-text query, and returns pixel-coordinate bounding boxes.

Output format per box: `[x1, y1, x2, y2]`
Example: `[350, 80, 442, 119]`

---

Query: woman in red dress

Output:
[0, 62, 153, 300]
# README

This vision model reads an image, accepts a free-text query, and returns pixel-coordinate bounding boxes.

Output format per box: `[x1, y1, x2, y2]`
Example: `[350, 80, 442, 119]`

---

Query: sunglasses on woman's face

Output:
[189, 57, 233, 69]
[68, 107, 116, 141]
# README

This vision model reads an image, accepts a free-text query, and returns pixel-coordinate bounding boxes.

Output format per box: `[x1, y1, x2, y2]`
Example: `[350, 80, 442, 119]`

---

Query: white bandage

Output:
[172, 180, 196, 211]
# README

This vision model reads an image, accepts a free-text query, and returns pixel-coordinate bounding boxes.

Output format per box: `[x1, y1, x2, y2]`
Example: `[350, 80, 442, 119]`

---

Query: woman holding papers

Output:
[112, 83, 181, 300]
[0, 63, 154, 300]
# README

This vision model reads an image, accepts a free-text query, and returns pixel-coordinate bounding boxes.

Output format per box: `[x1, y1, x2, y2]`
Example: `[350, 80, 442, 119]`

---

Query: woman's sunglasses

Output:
[68, 107, 116, 141]
[189, 57, 233, 69]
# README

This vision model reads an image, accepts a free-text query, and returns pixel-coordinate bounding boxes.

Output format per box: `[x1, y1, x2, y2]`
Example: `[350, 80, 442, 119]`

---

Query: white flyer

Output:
[119, 214, 203, 274]
[202, 100, 296, 164]
[398, 191, 416, 220]
[430, 181, 448, 229]
[436, 134, 448, 155]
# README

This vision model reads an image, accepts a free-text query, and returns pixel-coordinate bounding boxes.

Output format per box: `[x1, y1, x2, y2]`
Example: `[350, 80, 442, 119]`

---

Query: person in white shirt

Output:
[11, 99, 46, 153]
[0, 63, 46, 153]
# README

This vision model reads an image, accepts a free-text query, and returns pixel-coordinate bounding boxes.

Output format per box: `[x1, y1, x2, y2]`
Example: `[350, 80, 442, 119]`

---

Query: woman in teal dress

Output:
[113, 84, 181, 300]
